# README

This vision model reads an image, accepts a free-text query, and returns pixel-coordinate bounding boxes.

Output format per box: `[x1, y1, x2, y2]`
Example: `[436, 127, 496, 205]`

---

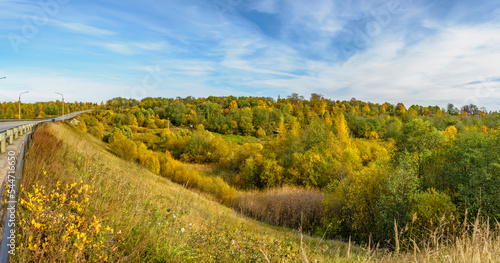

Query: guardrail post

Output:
[7, 130, 13, 144]
[13, 128, 18, 139]
[0, 133, 5, 153]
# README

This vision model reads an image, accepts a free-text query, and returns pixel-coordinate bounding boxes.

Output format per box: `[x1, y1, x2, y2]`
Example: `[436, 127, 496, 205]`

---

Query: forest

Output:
[75, 95, 500, 249]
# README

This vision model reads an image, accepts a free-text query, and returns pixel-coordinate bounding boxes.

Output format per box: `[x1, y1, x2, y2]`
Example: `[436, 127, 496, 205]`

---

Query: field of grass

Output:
[219, 133, 262, 144]
[11, 122, 500, 262]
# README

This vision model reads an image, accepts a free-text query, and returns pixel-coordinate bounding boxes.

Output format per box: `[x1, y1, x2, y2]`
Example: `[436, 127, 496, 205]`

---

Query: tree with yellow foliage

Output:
[442, 125, 458, 140]
[256, 127, 266, 138]
[333, 110, 351, 149]
[109, 130, 137, 161]
[77, 119, 87, 131]
[396, 103, 406, 113]
[363, 103, 371, 114]
[137, 143, 160, 174]
[229, 100, 238, 110]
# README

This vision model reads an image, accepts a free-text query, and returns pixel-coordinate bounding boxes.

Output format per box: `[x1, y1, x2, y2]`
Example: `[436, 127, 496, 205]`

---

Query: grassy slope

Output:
[13, 123, 369, 262]
[16, 123, 499, 262]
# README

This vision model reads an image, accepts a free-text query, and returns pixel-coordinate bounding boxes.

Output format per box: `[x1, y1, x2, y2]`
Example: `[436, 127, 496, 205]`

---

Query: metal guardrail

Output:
[0, 124, 35, 154]
[0, 110, 91, 262]
[0, 109, 94, 123]
[0, 118, 52, 122]
[0, 122, 38, 262]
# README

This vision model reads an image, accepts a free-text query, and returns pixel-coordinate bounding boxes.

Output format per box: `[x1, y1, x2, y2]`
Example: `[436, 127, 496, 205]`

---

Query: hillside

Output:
[82, 96, 500, 248]
[13, 122, 373, 262]
[8, 118, 500, 263]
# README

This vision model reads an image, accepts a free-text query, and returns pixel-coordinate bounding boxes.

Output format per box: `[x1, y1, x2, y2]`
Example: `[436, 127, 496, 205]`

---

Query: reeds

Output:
[232, 186, 324, 231]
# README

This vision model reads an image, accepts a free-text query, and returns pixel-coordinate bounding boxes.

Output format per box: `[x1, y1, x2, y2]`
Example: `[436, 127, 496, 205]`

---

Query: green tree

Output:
[166, 101, 188, 125]
[239, 108, 254, 135]
[425, 129, 500, 219]
[396, 118, 444, 176]
[410, 188, 456, 232]
[377, 152, 420, 242]
[339, 167, 388, 241]
[259, 158, 284, 188]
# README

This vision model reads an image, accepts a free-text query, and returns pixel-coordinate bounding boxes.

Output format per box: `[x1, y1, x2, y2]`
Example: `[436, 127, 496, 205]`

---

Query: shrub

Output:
[410, 188, 457, 233]
[109, 130, 137, 161]
[137, 143, 160, 174]
[104, 126, 133, 142]
[88, 126, 103, 139]
[368, 131, 379, 140]
[77, 119, 87, 131]
[376, 153, 420, 243]
[17, 180, 113, 262]
[256, 127, 266, 138]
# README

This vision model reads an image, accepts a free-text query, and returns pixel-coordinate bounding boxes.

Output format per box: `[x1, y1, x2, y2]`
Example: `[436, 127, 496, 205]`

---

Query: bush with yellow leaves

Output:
[15, 180, 115, 262]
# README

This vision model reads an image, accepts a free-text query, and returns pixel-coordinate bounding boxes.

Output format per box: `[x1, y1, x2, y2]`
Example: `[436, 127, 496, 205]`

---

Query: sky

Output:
[1, 0, 499, 110]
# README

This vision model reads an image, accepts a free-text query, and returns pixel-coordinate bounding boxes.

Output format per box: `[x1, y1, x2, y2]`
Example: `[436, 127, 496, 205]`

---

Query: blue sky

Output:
[1, 0, 500, 110]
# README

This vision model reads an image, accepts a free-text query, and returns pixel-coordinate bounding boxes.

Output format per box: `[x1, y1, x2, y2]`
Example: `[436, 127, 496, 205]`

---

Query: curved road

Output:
[0, 110, 93, 132]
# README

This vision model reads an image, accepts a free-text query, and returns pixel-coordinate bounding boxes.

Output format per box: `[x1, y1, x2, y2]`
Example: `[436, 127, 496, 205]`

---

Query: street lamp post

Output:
[19, 91, 28, 120]
[55, 92, 64, 121]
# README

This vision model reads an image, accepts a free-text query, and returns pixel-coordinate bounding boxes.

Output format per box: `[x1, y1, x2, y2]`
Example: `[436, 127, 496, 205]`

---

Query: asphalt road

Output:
[0, 121, 43, 132]
[0, 110, 92, 133]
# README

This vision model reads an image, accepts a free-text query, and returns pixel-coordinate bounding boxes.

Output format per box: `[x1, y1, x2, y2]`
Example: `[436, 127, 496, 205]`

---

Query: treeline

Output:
[0, 101, 95, 119]
[102, 95, 499, 139]
[77, 95, 500, 248]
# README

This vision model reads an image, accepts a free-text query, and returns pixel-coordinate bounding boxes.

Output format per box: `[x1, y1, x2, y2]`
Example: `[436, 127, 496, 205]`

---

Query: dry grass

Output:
[386, 213, 500, 263]
[233, 186, 324, 231]
[182, 162, 216, 173]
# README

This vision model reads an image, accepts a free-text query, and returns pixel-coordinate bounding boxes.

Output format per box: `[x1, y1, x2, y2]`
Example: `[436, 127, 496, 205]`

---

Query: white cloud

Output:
[205, 17, 500, 110]
[101, 43, 136, 55]
[157, 60, 216, 77]
[251, 22, 500, 110]
[98, 41, 167, 55]
[3, 0, 499, 111]
[55, 21, 115, 36]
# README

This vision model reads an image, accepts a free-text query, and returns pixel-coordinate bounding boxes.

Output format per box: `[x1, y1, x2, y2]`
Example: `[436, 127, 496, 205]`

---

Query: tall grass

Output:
[233, 187, 324, 232]
[387, 212, 500, 262]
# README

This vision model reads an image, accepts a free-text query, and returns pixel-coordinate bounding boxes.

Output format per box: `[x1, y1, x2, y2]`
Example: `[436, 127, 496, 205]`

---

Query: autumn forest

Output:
[53, 95, 496, 251]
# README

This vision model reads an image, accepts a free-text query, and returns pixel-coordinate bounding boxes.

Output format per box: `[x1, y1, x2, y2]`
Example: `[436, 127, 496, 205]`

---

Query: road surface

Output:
[0, 110, 92, 132]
